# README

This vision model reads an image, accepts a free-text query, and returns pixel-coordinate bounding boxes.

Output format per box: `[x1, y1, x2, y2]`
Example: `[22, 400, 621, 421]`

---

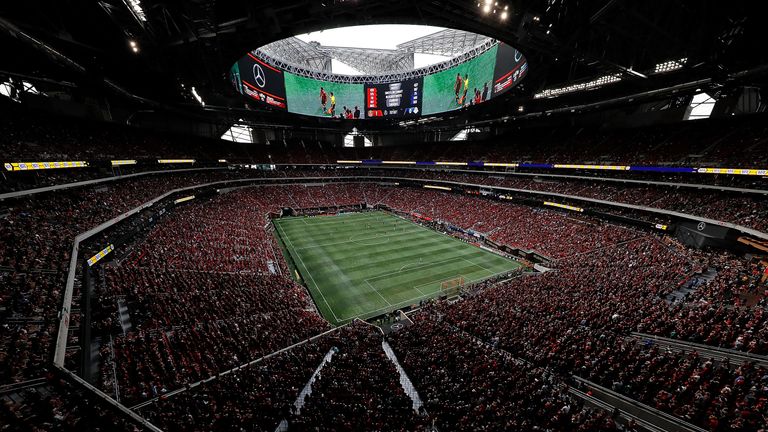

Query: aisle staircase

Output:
[274, 348, 337, 432]
[666, 268, 718, 303]
[382, 340, 424, 412]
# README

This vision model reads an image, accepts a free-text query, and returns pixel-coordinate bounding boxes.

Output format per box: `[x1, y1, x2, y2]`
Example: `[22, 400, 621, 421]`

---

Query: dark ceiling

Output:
[0, 0, 764, 129]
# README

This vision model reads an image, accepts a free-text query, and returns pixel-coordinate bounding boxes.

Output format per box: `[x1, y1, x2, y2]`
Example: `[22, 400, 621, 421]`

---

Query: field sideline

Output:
[273, 211, 522, 325]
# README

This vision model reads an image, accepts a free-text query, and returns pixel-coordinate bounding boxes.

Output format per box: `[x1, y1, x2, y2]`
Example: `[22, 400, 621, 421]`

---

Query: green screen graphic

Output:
[422, 44, 498, 115]
[284, 73, 364, 118]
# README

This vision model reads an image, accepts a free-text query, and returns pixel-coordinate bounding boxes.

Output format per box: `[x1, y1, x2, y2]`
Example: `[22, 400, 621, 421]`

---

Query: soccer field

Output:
[273, 211, 522, 325]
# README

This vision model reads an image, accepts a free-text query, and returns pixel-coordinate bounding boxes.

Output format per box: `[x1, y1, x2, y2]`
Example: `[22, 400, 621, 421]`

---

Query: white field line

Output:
[274, 220, 342, 323]
[460, 256, 499, 274]
[280, 211, 520, 323]
[365, 280, 393, 306]
[340, 267, 516, 322]
[295, 229, 423, 250]
[398, 259, 428, 272]
[282, 211, 411, 232]
[280, 212, 378, 227]
[364, 255, 469, 282]
[338, 288, 439, 321]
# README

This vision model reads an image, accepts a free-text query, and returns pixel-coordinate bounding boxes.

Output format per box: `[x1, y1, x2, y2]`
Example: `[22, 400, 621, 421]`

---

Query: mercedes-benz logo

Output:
[697, 222, 706, 231]
[252, 64, 266, 88]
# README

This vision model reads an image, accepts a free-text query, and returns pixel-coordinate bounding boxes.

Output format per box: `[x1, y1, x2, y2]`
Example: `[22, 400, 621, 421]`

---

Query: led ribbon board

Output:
[543, 201, 584, 212]
[111, 160, 137, 166]
[4, 161, 88, 171]
[331, 161, 766, 176]
[697, 168, 768, 176]
[174, 195, 196, 204]
[484, 162, 519, 168]
[87, 244, 114, 266]
[554, 164, 630, 171]
[158, 159, 195, 164]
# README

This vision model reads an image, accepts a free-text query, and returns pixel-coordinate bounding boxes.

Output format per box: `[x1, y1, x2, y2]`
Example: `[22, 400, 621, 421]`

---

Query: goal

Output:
[440, 276, 465, 297]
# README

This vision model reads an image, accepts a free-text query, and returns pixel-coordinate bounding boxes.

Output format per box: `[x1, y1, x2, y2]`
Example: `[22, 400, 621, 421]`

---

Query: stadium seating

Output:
[2, 112, 767, 432]
[288, 322, 428, 431]
[0, 374, 140, 432]
[0, 171, 255, 383]
[389, 315, 628, 431]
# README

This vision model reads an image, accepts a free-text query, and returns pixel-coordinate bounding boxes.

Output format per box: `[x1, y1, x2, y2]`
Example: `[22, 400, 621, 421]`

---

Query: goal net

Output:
[440, 276, 465, 297]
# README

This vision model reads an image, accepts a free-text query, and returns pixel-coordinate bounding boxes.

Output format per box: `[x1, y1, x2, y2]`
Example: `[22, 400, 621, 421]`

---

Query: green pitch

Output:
[273, 211, 522, 325]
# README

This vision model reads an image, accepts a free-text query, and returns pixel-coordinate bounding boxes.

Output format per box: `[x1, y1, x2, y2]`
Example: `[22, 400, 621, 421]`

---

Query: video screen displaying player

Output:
[284, 73, 364, 118]
[422, 44, 498, 115]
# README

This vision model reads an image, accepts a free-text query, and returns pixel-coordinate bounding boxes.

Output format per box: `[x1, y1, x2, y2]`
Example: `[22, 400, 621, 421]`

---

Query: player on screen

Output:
[456, 74, 470, 106]
[454, 73, 462, 100]
[320, 87, 327, 110]
[328, 92, 336, 116]
[482, 82, 489, 102]
[353, 106, 360, 119]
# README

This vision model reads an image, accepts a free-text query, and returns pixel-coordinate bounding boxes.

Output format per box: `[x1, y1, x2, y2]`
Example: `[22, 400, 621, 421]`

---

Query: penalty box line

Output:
[342, 267, 517, 322]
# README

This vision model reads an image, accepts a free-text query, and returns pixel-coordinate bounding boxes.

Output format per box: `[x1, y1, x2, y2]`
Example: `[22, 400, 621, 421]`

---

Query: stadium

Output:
[1, 1, 767, 431]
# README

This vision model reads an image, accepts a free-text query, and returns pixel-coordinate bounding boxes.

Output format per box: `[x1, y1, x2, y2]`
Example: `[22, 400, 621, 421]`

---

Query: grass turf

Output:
[273, 211, 522, 325]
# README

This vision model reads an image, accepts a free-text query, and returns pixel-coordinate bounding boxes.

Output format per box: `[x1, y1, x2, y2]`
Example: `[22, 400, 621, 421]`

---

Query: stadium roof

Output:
[0, 0, 765, 130]
[257, 28, 492, 76]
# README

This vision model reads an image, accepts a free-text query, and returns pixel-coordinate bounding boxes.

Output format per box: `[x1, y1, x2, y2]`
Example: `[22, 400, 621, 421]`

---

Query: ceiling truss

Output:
[254, 37, 497, 84]
[255, 28, 493, 80]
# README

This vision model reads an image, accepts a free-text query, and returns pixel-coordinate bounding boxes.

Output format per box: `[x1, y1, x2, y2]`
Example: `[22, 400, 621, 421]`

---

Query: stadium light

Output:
[479, 0, 508, 18]
[654, 58, 687, 74]
[534, 74, 622, 99]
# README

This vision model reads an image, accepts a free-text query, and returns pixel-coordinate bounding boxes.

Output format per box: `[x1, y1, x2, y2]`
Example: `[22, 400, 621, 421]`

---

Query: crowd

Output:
[2, 140, 767, 431]
[95, 185, 378, 403]
[89, 181, 765, 431]
[138, 322, 425, 432]
[404, 231, 767, 430]
[290, 323, 428, 431]
[0, 374, 141, 432]
[139, 337, 329, 431]
[0, 170, 255, 384]
[99, 266, 330, 403]
[372, 185, 639, 258]
[318, 167, 768, 234]
[389, 316, 629, 431]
